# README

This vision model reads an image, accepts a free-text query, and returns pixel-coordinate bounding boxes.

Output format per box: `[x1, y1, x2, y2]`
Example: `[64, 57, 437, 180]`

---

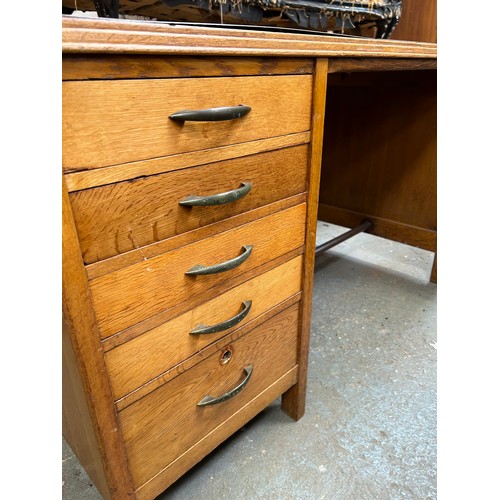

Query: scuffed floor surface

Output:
[62, 222, 437, 499]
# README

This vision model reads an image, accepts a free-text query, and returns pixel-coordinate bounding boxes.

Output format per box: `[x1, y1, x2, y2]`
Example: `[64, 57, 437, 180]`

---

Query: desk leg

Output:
[281, 58, 328, 421]
[431, 253, 437, 283]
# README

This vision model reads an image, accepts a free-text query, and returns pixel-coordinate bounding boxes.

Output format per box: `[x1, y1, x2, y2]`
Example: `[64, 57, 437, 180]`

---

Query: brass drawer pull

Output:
[190, 301, 252, 335]
[169, 105, 251, 122]
[179, 182, 252, 207]
[197, 365, 254, 407]
[186, 245, 253, 276]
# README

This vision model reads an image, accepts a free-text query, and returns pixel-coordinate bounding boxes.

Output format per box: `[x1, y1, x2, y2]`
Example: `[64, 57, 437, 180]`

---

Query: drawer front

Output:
[90, 203, 306, 338]
[106, 255, 303, 401]
[71, 145, 308, 264]
[63, 75, 313, 171]
[119, 302, 300, 489]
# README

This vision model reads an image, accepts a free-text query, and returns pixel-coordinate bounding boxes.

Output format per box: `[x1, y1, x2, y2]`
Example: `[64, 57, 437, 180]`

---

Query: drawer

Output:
[106, 255, 303, 401]
[90, 203, 306, 338]
[71, 145, 308, 264]
[118, 302, 300, 489]
[63, 75, 313, 171]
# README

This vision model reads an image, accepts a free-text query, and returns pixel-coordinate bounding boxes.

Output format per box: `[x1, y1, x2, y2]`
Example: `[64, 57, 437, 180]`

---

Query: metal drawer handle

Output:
[186, 245, 253, 276]
[197, 365, 254, 407]
[190, 301, 252, 335]
[179, 182, 252, 207]
[169, 105, 251, 122]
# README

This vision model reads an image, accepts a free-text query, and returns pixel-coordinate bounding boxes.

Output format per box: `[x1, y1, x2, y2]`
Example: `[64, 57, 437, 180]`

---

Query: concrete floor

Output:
[62, 221, 437, 499]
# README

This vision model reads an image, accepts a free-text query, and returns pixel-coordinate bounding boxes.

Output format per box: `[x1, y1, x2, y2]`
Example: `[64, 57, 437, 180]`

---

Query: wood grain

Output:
[63, 54, 314, 80]
[134, 366, 298, 499]
[62, 318, 111, 499]
[70, 145, 308, 264]
[62, 16, 435, 46]
[90, 203, 307, 338]
[63, 75, 312, 170]
[100, 247, 304, 348]
[85, 193, 306, 280]
[64, 132, 310, 191]
[329, 57, 437, 73]
[281, 57, 328, 421]
[320, 70, 437, 232]
[62, 17, 437, 58]
[391, 0, 437, 43]
[62, 179, 134, 499]
[106, 256, 303, 401]
[61, 19, 438, 498]
[119, 303, 300, 489]
[114, 293, 301, 411]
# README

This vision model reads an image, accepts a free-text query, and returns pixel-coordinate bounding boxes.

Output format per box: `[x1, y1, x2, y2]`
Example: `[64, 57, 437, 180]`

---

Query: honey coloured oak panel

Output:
[62, 17, 437, 500]
[89, 203, 307, 338]
[62, 55, 314, 81]
[119, 302, 300, 489]
[70, 145, 308, 264]
[62, 75, 313, 171]
[105, 255, 303, 401]
[320, 70, 437, 231]
[390, 0, 437, 43]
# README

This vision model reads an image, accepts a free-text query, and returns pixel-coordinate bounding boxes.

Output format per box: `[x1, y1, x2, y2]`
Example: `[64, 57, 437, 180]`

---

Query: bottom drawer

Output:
[119, 302, 300, 490]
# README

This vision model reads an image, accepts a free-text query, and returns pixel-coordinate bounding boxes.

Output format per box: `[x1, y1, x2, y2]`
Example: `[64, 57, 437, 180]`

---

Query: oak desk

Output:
[62, 17, 437, 499]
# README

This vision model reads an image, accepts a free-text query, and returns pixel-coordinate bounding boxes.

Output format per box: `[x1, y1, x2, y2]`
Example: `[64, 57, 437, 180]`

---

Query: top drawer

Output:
[62, 75, 313, 171]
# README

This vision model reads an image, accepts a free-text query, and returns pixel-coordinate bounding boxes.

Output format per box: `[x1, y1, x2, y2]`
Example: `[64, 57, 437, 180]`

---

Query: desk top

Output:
[62, 16, 437, 60]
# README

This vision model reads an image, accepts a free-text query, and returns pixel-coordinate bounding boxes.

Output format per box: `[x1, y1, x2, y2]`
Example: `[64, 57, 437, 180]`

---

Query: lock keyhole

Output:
[220, 346, 233, 365]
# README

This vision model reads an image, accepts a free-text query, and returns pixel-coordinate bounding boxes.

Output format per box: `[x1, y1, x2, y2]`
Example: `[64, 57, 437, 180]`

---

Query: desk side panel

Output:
[63, 318, 111, 498]
[63, 179, 135, 499]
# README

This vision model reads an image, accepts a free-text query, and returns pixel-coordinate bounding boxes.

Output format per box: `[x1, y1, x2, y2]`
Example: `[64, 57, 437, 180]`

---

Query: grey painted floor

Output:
[62, 222, 437, 499]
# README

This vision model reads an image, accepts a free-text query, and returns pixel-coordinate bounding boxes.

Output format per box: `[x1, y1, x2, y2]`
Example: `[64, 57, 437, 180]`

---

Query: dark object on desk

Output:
[156, 0, 402, 38]
[81, 0, 402, 38]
